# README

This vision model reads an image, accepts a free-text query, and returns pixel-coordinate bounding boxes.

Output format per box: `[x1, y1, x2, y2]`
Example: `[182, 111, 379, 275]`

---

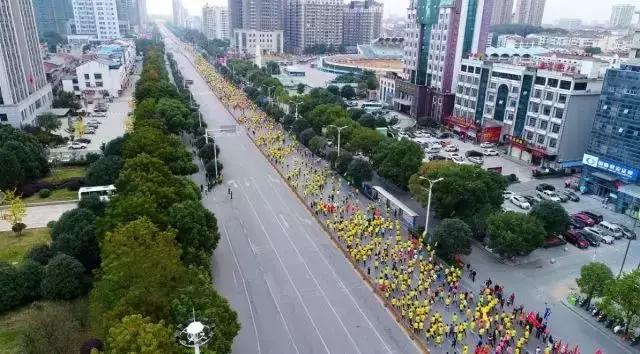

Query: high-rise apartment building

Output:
[581, 62, 640, 215]
[343, 1, 383, 47]
[115, 0, 147, 34]
[609, 4, 635, 28]
[202, 5, 230, 40]
[33, 0, 75, 36]
[490, 0, 513, 25]
[228, 0, 284, 31]
[0, 0, 53, 127]
[286, 0, 344, 54]
[173, 0, 188, 27]
[514, 0, 545, 26]
[72, 0, 121, 39]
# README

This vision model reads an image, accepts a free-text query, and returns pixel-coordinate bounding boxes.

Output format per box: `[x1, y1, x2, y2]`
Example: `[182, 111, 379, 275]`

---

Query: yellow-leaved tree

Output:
[1, 189, 27, 235]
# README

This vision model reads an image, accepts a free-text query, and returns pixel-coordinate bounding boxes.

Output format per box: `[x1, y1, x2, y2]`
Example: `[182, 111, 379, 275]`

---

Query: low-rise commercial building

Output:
[233, 29, 284, 55]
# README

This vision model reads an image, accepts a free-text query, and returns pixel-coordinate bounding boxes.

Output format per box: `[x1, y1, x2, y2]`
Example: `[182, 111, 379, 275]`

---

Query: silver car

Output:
[583, 227, 614, 244]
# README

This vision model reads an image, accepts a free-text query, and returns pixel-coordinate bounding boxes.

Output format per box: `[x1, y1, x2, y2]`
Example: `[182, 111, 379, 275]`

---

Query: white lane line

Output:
[264, 277, 301, 354]
[221, 220, 262, 354]
[269, 179, 393, 353]
[237, 185, 331, 354]
[232, 270, 238, 289]
[249, 177, 363, 354]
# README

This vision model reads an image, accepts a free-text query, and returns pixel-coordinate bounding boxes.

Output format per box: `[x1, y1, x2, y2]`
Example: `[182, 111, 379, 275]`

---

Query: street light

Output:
[290, 99, 303, 119]
[263, 85, 276, 104]
[327, 124, 349, 156]
[418, 176, 444, 240]
[176, 312, 212, 354]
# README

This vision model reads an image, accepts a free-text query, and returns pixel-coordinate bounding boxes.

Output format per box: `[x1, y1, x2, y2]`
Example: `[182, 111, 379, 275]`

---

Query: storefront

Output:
[504, 135, 556, 166]
[581, 153, 640, 213]
[443, 116, 502, 143]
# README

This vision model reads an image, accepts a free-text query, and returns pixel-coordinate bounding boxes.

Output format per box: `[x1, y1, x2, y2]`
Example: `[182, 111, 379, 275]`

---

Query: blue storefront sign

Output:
[582, 153, 639, 182]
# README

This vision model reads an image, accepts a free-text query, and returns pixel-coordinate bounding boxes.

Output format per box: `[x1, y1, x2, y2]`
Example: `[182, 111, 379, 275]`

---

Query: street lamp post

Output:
[418, 176, 444, 240]
[177, 312, 212, 354]
[264, 85, 275, 105]
[618, 204, 639, 276]
[290, 100, 302, 119]
[327, 125, 349, 156]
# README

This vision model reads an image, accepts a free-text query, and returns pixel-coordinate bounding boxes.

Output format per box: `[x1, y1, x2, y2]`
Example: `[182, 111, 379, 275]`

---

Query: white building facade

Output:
[0, 0, 53, 127]
[233, 29, 284, 54]
[202, 5, 230, 40]
[285, 0, 344, 54]
[72, 0, 121, 40]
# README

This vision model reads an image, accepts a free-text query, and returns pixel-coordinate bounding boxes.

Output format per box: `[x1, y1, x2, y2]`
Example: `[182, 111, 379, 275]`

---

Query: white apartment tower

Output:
[72, 0, 121, 40]
[490, 0, 513, 25]
[610, 4, 635, 28]
[514, 0, 545, 26]
[202, 5, 230, 40]
[286, 0, 344, 54]
[0, 0, 53, 126]
[343, 1, 384, 47]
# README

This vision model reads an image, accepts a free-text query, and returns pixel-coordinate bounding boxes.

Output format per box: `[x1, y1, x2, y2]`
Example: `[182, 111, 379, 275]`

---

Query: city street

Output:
[162, 28, 421, 354]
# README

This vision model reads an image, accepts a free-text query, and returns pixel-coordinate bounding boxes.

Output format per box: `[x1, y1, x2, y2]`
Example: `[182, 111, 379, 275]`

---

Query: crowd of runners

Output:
[191, 53, 589, 354]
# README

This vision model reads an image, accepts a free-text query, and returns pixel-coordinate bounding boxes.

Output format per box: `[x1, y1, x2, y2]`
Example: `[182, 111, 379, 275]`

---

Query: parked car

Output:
[597, 221, 624, 239]
[537, 189, 561, 202]
[583, 227, 614, 244]
[562, 190, 580, 202]
[483, 149, 499, 156]
[536, 183, 556, 192]
[85, 128, 96, 134]
[467, 156, 484, 164]
[616, 224, 637, 240]
[68, 141, 87, 150]
[444, 144, 459, 152]
[86, 123, 99, 129]
[581, 211, 603, 224]
[425, 146, 441, 154]
[556, 192, 569, 203]
[76, 138, 92, 144]
[503, 191, 515, 199]
[578, 230, 601, 247]
[523, 195, 541, 206]
[572, 213, 596, 227]
[569, 216, 587, 230]
[87, 119, 101, 124]
[510, 195, 531, 209]
[429, 155, 447, 161]
[480, 142, 495, 149]
[93, 112, 107, 117]
[564, 229, 589, 249]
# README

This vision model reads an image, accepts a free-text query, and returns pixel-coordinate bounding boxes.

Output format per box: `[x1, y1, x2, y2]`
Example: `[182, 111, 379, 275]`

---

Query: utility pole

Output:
[327, 125, 349, 156]
[418, 176, 444, 241]
[177, 311, 212, 354]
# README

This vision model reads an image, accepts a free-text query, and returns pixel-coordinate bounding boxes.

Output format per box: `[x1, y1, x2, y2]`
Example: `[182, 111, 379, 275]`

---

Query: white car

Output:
[68, 141, 87, 150]
[480, 142, 496, 149]
[584, 227, 615, 244]
[467, 156, 484, 164]
[93, 112, 107, 117]
[425, 146, 441, 154]
[444, 144, 459, 152]
[448, 153, 465, 163]
[483, 148, 499, 156]
[510, 195, 531, 209]
[537, 189, 561, 202]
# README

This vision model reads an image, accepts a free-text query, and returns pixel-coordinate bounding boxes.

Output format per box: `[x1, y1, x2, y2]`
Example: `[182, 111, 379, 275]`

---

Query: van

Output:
[597, 221, 624, 239]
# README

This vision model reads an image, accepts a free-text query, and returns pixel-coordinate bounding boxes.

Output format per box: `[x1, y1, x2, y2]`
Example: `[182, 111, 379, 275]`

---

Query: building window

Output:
[529, 102, 540, 113]
[545, 91, 554, 101]
[548, 138, 557, 148]
[560, 80, 572, 90]
[528, 117, 537, 127]
[0, 114, 7, 122]
[94, 73, 102, 79]
[84, 74, 90, 80]
[551, 123, 561, 133]
[539, 121, 548, 130]
[526, 131, 534, 140]
[533, 89, 542, 98]
[535, 76, 546, 85]
[542, 105, 551, 116]
[508, 99, 517, 108]
[537, 135, 545, 144]
[96, 82, 103, 87]
[485, 106, 493, 114]
[558, 94, 567, 104]
[547, 78, 559, 88]
[490, 82, 497, 89]
[512, 86, 520, 94]
[85, 82, 91, 87]
[554, 108, 564, 119]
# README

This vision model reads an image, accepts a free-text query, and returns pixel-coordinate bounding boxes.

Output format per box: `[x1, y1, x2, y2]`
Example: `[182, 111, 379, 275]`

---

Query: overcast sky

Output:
[148, 0, 640, 25]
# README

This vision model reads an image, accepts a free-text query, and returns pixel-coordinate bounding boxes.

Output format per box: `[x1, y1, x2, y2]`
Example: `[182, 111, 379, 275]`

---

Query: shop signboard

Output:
[582, 153, 639, 181]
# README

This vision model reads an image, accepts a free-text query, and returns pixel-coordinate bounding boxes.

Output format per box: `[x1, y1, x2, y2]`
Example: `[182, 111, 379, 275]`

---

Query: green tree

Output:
[576, 262, 614, 305]
[52, 91, 81, 110]
[122, 127, 196, 175]
[18, 260, 44, 303]
[336, 152, 354, 175]
[0, 125, 49, 189]
[432, 218, 472, 259]
[198, 143, 220, 164]
[51, 208, 96, 241]
[1, 189, 27, 234]
[327, 85, 340, 96]
[90, 218, 186, 335]
[86, 156, 124, 186]
[486, 212, 546, 258]
[171, 268, 240, 354]
[106, 314, 178, 354]
[26, 244, 55, 265]
[340, 85, 356, 99]
[0, 262, 24, 312]
[20, 300, 86, 354]
[372, 139, 424, 188]
[299, 128, 316, 146]
[358, 114, 376, 128]
[35, 113, 62, 133]
[346, 158, 372, 188]
[103, 135, 129, 157]
[155, 98, 191, 134]
[529, 200, 570, 235]
[41, 254, 87, 300]
[585, 46, 602, 55]
[167, 201, 220, 267]
[309, 136, 327, 156]
[600, 270, 640, 333]
[307, 104, 348, 134]
[408, 162, 506, 221]
[296, 83, 306, 94]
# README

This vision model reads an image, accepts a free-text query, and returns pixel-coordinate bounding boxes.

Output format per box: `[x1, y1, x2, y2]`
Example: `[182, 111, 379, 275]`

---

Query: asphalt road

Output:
[161, 28, 420, 354]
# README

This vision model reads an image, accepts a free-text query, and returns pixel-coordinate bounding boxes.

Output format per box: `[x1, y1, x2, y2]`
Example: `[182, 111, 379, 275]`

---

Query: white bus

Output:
[78, 185, 117, 202]
[361, 101, 384, 111]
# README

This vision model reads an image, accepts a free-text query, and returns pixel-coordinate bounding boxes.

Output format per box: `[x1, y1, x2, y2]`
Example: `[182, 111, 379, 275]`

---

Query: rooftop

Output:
[486, 46, 551, 57]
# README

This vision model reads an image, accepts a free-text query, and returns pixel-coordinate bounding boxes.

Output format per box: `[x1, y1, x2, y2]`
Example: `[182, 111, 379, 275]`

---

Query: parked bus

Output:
[78, 185, 117, 202]
[361, 101, 384, 111]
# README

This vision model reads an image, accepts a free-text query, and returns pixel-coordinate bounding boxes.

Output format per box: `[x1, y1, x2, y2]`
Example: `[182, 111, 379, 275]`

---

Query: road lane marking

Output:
[249, 177, 363, 354]
[237, 184, 331, 354]
[264, 277, 301, 354]
[220, 220, 262, 354]
[270, 179, 393, 353]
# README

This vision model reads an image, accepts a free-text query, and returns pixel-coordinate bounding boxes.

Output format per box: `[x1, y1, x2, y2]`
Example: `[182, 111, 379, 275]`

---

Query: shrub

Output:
[85, 152, 102, 164]
[46, 220, 56, 228]
[12, 223, 27, 234]
[0, 262, 23, 312]
[19, 260, 44, 302]
[41, 254, 87, 300]
[38, 189, 51, 198]
[26, 244, 55, 265]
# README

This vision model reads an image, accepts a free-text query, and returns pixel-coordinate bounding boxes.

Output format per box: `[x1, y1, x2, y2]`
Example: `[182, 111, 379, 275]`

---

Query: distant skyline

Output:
[147, 0, 640, 25]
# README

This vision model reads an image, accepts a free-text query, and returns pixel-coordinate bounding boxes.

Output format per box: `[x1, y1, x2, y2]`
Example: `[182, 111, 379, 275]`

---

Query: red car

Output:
[571, 213, 596, 227]
[564, 229, 589, 249]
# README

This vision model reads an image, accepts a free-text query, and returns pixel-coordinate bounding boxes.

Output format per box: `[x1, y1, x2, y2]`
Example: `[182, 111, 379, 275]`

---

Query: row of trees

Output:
[410, 161, 571, 259]
[0, 125, 50, 190]
[85, 40, 239, 352]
